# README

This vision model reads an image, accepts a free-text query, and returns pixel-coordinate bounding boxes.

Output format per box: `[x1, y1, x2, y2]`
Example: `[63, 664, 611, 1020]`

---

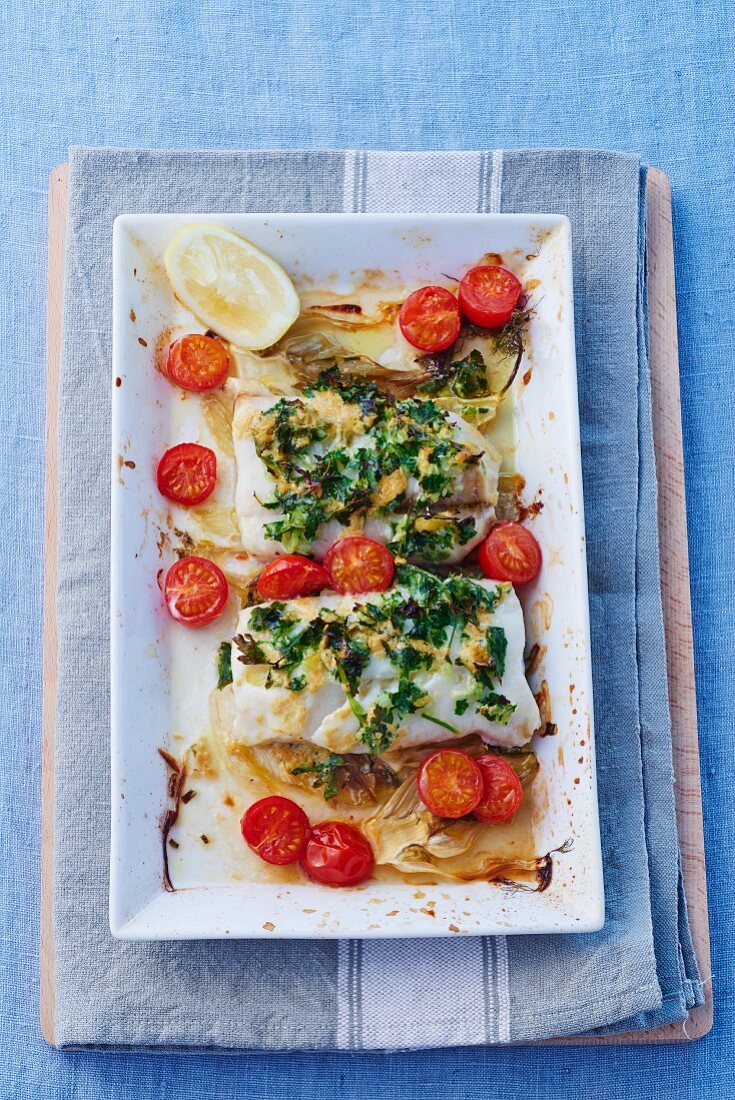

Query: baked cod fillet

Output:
[232, 380, 501, 563]
[211, 566, 540, 756]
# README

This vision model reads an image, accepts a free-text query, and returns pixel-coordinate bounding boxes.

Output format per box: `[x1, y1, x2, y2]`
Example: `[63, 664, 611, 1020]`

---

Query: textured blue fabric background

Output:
[0, 0, 732, 1095]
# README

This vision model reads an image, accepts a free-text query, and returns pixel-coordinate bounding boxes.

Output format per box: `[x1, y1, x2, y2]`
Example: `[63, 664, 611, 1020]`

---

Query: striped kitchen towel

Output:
[52, 147, 701, 1048]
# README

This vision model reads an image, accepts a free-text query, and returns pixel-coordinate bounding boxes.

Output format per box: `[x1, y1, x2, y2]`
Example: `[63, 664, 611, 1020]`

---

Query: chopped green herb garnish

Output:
[486, 626, 508, 678]
[423, 713, 461, 734]
[450, 349, 490, 399]
[478, 695, 517, 724]
[216, 641, 233, 689]
[291, 753, 345, 800]
[418, 349, 490, 399]
[472, 666, 517, 725]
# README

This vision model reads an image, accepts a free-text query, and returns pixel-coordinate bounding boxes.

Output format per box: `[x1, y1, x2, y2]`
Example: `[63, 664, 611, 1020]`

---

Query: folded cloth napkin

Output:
[52, 147, 703, 1049]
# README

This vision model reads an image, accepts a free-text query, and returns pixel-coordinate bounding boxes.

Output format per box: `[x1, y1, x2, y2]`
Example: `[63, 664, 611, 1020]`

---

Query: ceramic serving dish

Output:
[110, 212, 604, 939]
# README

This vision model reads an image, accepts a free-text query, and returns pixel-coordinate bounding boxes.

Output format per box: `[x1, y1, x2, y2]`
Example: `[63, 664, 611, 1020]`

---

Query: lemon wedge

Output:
[163, 224, 300, 350]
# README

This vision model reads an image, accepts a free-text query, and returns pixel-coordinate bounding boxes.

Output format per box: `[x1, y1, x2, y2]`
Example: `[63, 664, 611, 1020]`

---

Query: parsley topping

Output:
[216, 641, 233, 689]
[418, 349, 490, 400]
[486, 626, 508, 678]
[291, 753, 345, 800]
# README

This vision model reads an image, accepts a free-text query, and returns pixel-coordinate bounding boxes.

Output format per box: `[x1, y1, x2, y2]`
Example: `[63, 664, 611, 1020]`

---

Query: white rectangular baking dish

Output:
[110, 212, 604, 939]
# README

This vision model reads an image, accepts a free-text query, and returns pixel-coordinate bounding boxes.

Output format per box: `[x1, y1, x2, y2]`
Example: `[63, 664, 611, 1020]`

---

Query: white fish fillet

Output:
[232, 393, 500, 562]
[218, 580, 539, 755]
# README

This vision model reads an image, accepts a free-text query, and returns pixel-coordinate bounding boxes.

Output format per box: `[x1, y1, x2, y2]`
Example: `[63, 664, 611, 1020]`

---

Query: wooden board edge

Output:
[644, 166, 713, 1040]
[40, 163, 68, 1048]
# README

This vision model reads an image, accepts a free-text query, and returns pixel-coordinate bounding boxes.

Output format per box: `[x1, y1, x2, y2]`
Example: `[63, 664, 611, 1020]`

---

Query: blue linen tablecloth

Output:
[1, 0, 733, 1096]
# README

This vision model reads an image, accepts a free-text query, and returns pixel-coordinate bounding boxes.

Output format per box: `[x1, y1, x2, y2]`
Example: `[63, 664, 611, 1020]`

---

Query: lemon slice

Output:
[163, 224, 300, 350]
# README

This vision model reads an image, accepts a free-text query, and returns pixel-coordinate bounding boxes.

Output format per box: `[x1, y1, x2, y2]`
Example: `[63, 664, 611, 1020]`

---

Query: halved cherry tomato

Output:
[324, 537, 395, 595]
[417, 748, 484, 819]
[477, 521, 542, 586]
[241, 796, 310, 865]
[458, 266, 523, 329]
[156, 442, 217, 505]
[256, 555, 330, 601]
[398, 286, 461, 353]
[166, 334, 231, 391]
[164, 555, 228, 626]
[474, 754, 524, 824]
[300, 820, 374, 886]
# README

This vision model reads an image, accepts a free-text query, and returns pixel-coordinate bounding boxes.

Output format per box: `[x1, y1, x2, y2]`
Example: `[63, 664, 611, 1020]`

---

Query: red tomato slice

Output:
[398, 286, 461, 352]
[477, 521, 542, 586]
[256, 555, 330, 601]
[166, 334, 231, 391]
[417, 748, 484, 819]
[458, 266, 523, 329]
[474, 755, 524, 824]
[300, 820, 374, 886]
[164, 555, 229, 626]
[324, 537, 395, 595]
[241, 796, 310, 865]
[156, 442, 217, 505]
